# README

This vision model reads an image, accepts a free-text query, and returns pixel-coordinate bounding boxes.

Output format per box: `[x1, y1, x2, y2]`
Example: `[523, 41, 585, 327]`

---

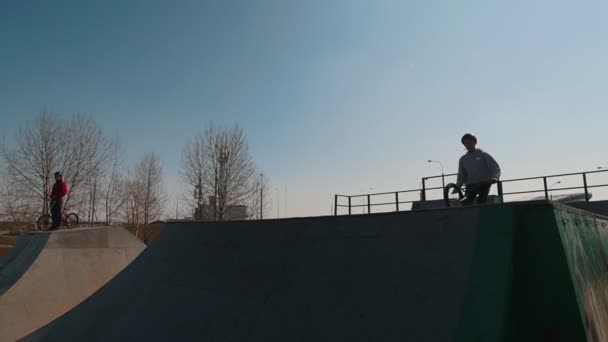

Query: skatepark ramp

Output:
[21, 201, 608, 341]
[0, 234, 49, 297]
[0, 226, 145, 341]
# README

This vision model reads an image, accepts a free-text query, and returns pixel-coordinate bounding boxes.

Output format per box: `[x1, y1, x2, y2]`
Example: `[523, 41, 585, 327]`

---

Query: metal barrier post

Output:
[367, 195, 371, 214]
[543, 177, 549, 200]
[395, 192, 399, 211]
[348, 196, 352, 215]
[497, 181, 504, 199]
[583, 173, 590, 202]
[334, 195, 338, 216]
[421, 178, 427, 201]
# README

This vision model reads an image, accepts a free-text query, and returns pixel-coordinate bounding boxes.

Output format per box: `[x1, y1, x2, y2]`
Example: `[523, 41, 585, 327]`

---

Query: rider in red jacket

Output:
[50, 172, 68, 230]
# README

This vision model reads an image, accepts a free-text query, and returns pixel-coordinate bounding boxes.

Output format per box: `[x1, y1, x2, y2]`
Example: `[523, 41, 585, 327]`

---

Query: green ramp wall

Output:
[460, 202, 608, 341]
[553, 204, 608, 341]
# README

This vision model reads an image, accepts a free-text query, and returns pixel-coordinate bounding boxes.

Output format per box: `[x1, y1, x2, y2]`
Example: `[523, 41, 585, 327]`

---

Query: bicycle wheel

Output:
[65, 213, 79, 229]
[37, 214, 52, 231]
[443, 183, 465, 207]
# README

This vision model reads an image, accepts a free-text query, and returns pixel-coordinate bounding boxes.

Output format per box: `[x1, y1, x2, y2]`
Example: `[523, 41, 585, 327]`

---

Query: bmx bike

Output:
[37, 207, 79, 231]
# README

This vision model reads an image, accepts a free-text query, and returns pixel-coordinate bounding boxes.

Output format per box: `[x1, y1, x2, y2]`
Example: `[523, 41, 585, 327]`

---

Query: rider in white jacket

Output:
[456, 134, 501, 205]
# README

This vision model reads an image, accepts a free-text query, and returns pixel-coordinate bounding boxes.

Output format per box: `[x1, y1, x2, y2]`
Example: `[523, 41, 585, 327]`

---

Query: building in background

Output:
[194, 196, 248, 221]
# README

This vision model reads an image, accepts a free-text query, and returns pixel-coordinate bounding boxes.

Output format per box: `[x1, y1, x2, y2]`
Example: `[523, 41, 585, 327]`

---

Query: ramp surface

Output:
[0, 233, 49, 296]
[23, 202, 606, 341]
[0, 226, 145, 341]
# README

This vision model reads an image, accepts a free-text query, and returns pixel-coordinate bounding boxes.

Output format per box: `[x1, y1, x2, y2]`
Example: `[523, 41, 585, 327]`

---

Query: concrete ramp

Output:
[0, 233, 49, 296]
[0, 226, 145, 341]
[22, 202, 608, 341]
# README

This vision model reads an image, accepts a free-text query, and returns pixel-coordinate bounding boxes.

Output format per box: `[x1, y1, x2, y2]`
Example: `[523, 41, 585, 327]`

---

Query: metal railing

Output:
[497, 169, 608, 201]
[335, 169, 608, 215]
[420, 173, 458, 201]
[334, 188, 423, 216]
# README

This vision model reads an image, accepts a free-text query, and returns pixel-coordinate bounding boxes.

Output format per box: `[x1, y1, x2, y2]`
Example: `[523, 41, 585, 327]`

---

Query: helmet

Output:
[461, 133, 477, 144]
[54, 171, 62, 177]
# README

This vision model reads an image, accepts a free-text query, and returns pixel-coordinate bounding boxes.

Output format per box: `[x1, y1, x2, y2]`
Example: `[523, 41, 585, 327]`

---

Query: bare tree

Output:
[123, 173, 143, 224]
[58, 114, 114, 210]
[85, 174, 99, 225]
[249, 173, 272, 220]
[134, 153, 165, 224]
[0, 180, 38, 231]
[0, 112, 114, 222]
[181, 124, 261, 221]
[103, 141, 128, 224]
[0, 112, 63, 216]
[180, 132, 207, 218]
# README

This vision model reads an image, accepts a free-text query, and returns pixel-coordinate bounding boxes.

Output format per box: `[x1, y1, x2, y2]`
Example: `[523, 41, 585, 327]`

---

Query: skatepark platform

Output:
[21, 201, 608, 341]
[0, 226, 145, 341]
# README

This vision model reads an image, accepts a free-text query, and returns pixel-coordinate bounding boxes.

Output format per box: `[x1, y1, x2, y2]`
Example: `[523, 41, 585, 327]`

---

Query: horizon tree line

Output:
[0, 112, 270, 229]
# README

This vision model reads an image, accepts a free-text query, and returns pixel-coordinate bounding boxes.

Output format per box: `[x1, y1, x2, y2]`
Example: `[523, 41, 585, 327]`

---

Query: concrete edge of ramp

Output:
[1, 234, 39, 269]
[1, 226, 145, 342]
[0, 233, 49, 296]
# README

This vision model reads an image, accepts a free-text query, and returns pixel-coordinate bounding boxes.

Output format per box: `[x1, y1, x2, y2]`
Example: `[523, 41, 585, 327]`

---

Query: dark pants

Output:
[462, 182, 492, 206]
[50, 199, 63, 230]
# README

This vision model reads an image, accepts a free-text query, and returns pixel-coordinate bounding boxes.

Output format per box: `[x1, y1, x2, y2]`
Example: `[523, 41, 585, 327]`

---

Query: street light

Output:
[276, 188, 280, 218]
[260, 173, 263, 219]
[598, 166, 608, 170]
[214, 144, 230, 221]
[427, 160, 445, 188]
[360, 187, 374, 213]
[549, 181, 562, 200]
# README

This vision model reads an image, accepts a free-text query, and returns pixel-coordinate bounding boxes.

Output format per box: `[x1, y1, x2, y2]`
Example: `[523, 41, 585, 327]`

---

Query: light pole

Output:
[358, 188, 375, 213]
[359, 188, 365, 213]
[284, 186, 287, 218]
[549, 181, 561, 200]
[260, 173, 263, 219]
[214, 144, 230, 221]
[195, 174, 203, 220]
[427, 160, 445, 188]
[276, 188, 280, 218]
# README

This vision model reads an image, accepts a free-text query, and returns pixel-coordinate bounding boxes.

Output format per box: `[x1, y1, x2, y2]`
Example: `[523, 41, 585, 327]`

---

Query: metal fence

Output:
[334, 169, 608, 215]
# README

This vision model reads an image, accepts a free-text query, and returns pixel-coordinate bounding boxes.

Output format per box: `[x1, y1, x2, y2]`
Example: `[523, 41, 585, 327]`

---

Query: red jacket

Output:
[50, 180, 68, 201]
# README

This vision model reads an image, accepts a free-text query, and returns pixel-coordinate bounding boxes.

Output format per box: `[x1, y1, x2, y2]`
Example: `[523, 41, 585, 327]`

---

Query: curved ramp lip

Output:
[0, 232, 50, 297]
[0, 234, 36, 269]
[4, 226, 145, 341]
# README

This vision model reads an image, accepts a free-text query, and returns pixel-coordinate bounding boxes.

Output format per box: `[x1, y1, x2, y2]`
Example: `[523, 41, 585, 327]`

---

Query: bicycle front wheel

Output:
[37, 215, 52, 231]
[443, 183, 465, 207]
[65, 213, 79, 229]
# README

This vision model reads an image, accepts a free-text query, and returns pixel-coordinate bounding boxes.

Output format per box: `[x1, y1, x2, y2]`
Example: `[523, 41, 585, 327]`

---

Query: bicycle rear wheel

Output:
[37, 214, 52, 231]
[65, 213, 79, 229]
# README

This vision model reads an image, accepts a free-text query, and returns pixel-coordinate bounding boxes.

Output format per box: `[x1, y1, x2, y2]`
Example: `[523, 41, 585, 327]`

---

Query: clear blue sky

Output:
[1, 0, 608, 217]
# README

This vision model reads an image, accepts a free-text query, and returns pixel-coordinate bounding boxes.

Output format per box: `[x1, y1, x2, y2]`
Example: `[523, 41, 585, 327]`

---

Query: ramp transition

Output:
[0, 226, 145, 341]
[22, 202, 608, 341]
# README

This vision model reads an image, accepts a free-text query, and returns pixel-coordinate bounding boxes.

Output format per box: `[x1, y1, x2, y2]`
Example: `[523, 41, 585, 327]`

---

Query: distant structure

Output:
[531, 193, 592, 203]
[194, 196, 248, 221]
